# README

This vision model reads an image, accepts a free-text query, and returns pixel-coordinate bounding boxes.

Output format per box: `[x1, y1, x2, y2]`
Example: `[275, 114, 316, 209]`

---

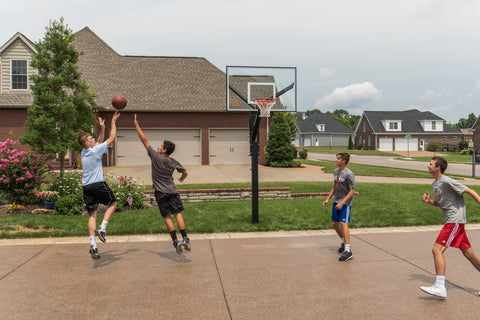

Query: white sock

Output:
[435, 275, 445, 288]
[344, 244, 351, 252]
[100, 220, 108, 230]
[90, 236, 96, 247]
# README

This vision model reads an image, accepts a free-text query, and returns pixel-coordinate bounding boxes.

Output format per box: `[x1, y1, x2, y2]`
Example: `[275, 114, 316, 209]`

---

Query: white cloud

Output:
[314, 82, 381, 110]
[419, 89, 437, 101]
[319, 68, 335, 77]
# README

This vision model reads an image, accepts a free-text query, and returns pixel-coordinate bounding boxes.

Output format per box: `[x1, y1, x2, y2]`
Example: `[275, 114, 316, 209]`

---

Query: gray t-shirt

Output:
[432, 175, 468, 224]
[148, 145, 186, 193]
[333, 168, 355, 206]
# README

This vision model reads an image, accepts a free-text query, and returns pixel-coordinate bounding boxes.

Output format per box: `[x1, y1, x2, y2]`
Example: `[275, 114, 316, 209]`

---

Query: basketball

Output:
[112, 95, 127, 110]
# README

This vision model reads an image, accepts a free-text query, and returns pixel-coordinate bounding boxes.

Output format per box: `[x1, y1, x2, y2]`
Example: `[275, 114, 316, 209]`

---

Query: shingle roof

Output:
[363, 109, 460, 133]
[296, 113, 354, 134]
[73, 27, 226, 112]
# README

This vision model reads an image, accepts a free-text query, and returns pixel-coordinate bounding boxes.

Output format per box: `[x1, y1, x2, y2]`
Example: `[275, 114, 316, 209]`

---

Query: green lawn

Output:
[2, 182, 480, 239]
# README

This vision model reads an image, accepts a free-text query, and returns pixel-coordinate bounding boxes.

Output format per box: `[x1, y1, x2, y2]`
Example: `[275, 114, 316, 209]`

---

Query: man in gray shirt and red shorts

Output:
[421, 156, 480, 298]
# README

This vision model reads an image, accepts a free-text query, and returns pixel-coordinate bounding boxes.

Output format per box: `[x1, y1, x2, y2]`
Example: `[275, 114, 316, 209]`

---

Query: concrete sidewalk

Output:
[2, 226, 480, 319]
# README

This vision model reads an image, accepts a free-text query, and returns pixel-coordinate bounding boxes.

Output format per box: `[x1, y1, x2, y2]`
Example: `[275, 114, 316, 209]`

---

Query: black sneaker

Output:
[89, 246, 100, 259]
[95, 227, 106, 243]
[339, 250, 353, 261]
[173, 240, 183, 255]
[338, 243, 345, 253]
[182, 238, 191, 251]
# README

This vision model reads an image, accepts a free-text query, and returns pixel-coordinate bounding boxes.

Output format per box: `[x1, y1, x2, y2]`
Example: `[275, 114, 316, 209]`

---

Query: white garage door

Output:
[116, 129, 201, 166]
[209, 129, 250, 165]
[395, 138, 418, 151]
[379, 138, 393, 151]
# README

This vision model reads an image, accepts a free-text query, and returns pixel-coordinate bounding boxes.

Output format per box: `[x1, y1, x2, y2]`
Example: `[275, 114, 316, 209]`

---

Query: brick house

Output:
[0, 27, 267, 166]
[354, 109, 462, 151]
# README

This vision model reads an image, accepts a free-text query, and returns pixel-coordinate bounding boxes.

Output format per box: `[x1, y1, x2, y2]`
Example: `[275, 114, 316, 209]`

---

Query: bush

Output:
[105, 175, 145, 211]
[50, 170, 83, 196]
[49, 170, 84, 215]
[426, 141, 443, 152]
[299, 150, 308, 159]
[54, 192, 84, 215]
[0, 138, 50, 204]
[459, 139, 469, 150]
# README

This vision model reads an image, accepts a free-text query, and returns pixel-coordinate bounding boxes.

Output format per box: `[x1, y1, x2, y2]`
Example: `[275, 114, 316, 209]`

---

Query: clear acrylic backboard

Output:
[226, 66, 297, 113]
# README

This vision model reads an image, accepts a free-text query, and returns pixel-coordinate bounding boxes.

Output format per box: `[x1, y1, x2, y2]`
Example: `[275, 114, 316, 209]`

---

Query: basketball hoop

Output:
[253, 98, 277, 118]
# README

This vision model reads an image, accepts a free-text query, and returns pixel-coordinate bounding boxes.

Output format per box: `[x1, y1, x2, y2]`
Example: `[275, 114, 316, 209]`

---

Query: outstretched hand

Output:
[112, 111, 120, 122]
[98, 117, 105, 127]
[422, 192, 430, 204]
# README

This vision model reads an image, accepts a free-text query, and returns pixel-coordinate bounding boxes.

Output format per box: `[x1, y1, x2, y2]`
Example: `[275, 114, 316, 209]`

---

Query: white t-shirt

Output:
[81, 141, 108, 186]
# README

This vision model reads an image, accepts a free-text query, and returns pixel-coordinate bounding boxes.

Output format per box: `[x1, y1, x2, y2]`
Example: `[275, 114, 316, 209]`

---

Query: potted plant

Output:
[35, 190, 59, 209]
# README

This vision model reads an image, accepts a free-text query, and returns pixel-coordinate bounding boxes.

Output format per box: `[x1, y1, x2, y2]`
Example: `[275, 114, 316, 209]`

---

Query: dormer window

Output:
[11, 60, 28, 90]
[316, 124, 325, 132]
[419, 120, 443, 131]
[383, 120, 402, 131]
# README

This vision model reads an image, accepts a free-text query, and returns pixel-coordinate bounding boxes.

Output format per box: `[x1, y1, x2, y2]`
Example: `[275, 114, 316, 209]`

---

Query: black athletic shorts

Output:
[154, 191, 184, 217]
[82, 181, 116, 214]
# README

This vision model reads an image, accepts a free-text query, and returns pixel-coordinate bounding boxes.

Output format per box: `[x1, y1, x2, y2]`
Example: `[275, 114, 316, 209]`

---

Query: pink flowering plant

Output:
[0, 138, 50, 204]
[105, 175, 144, 211]
[35, 190, 59, 201]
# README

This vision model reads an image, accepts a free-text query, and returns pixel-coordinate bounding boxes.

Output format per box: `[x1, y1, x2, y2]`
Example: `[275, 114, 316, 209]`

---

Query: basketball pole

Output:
[250, 111, 261, 224]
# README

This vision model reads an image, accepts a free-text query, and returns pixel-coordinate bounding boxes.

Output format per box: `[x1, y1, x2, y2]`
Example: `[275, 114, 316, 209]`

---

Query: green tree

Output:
[265, 113, 296, 167]
[454, 113, 477, 129]
[348, 134, 354, 150]
[22, 18, 96, 178]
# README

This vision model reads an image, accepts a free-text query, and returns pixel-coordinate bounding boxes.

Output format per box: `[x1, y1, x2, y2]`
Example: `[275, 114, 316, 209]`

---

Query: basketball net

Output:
[253, 98, 277, 118]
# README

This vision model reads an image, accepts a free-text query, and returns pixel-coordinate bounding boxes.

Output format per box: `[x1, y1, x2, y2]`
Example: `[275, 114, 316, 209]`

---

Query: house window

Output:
[389, 122, 398, 130]
[11, 60, 28, 90]
[432, 121, 436, 130]
[316, 124, 325, 132]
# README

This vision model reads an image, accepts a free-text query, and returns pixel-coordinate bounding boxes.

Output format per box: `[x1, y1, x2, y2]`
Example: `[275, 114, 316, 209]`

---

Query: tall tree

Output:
[22, 18, 96, 178]
[265, 113, 296, 167]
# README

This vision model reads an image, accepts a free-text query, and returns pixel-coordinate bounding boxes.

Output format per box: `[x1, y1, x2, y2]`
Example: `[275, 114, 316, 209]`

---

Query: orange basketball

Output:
[112, 95, 127, 110]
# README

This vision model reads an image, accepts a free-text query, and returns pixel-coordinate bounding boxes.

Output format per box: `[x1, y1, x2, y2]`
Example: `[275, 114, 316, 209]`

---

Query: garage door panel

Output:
[116, 129, 201, 166]
[379, 138, 393, 151]
[209, 129, 250, 165]
[395, 138, 418, 151]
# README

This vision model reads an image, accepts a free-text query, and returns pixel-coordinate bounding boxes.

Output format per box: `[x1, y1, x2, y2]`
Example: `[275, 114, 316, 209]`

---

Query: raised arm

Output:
[106, 111, 120, 146]
[134, 114, 150, 150]
[96, 117, 105, 145]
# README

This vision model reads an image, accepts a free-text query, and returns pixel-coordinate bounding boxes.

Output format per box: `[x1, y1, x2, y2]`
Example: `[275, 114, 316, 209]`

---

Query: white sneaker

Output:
[420, 283, 447, 298]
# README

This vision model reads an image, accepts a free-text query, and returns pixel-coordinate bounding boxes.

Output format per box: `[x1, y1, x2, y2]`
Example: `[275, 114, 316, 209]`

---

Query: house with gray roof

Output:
[355, 109, 462, 151]
[295, 113, 354, 147]
[0, 28, 266, 166]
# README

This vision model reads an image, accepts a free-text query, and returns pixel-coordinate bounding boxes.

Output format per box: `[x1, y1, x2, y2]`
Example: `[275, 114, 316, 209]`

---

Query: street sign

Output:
[404, 134, 412, 139]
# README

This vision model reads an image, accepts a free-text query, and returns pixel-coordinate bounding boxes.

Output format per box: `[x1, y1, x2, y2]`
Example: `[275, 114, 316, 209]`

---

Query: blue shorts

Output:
[331, 202, 351, 223]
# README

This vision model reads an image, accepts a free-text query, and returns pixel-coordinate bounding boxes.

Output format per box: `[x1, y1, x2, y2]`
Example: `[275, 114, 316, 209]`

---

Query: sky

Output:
[2, 0, 480, 123]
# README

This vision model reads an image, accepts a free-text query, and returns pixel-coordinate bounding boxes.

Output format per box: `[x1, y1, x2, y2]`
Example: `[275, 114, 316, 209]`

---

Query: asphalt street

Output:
[308, 152, 479, 177]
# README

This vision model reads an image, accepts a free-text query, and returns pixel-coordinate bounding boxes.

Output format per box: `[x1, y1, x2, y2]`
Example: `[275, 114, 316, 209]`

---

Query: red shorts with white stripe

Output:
[435, 223, 471, 250]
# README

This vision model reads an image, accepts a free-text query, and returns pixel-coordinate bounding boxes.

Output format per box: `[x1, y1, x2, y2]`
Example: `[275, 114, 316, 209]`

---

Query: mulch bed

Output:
[0, 203, 48, 216]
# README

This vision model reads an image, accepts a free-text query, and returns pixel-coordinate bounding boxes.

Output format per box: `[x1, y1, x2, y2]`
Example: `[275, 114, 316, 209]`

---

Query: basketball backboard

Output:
[226, 66, 297, 112]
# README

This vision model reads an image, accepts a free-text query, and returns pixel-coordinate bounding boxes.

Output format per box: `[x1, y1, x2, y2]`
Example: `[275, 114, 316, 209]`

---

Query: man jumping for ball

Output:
[133, 114, 190, 254]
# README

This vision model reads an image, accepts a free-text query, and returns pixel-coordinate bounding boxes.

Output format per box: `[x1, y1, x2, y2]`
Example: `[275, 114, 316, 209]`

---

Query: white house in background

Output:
[295, 113, 354, 147]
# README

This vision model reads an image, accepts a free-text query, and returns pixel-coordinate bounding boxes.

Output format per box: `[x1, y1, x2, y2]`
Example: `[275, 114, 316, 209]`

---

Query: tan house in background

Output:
[0, 27, 266, 166]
